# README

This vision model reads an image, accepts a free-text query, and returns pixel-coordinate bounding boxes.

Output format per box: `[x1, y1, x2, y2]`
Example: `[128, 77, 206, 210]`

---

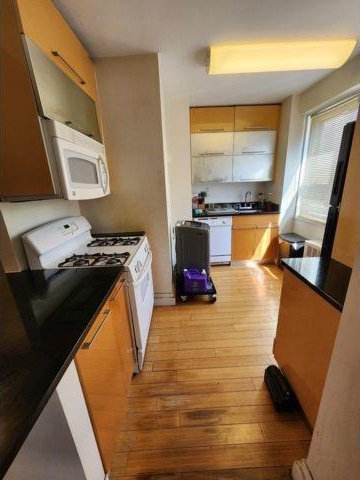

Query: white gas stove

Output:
[22, 216, 154, 371]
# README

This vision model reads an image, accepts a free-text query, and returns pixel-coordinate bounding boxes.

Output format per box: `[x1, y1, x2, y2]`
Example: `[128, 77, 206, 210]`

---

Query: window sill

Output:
[295, 216, 326, 226]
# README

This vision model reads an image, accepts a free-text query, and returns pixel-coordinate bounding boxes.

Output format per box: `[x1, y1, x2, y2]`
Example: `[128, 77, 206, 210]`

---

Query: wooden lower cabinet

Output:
[274, 270, 341, 428]
[232, 214, 279, 262]
[232, 227, 257, 260]
[75, 278, 135, 473]
[254, 226, 278, 262]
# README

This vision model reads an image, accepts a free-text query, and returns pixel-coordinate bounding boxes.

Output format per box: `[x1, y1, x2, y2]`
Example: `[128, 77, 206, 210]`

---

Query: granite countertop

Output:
[281, 257, 352, 312]
[0, 266, 124, 477]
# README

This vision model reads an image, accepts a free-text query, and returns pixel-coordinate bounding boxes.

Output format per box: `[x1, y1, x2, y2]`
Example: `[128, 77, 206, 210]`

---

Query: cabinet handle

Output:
[199, 128, 225, 132]
[198, 152, 225, 156]
[82, 310, 111, 349]
[242, 127, 271, 131]
[110, 279, 126, 301]
[241, 151, 267, 154]
[51, 50, 86, 85]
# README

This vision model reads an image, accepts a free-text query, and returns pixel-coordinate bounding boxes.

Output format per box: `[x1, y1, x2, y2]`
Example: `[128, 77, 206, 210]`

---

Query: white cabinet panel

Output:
[233, 154, 274, 182]
[234, 131, 276, 155]
[191, 132, 234, 156]
[192, 156, 233, 183]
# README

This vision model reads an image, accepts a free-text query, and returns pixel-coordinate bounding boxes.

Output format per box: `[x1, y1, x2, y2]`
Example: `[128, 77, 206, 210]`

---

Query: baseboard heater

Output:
[264, 365, 297, 411]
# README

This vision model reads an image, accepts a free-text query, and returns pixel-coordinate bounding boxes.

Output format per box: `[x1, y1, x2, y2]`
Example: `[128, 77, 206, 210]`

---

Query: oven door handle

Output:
[133, 251, 152, 287]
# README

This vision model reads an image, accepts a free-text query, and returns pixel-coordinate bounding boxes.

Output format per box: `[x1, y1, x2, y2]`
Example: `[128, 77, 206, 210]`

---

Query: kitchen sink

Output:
[204, 208, 263, 215]
[235, 209, 260, 214]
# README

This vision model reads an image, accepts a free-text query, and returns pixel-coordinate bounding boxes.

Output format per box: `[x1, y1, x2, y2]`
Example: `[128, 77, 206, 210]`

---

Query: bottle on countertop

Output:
[258, 192, 265, 210]
[266, 192, 273, 211]
[198, 191, 207, 210]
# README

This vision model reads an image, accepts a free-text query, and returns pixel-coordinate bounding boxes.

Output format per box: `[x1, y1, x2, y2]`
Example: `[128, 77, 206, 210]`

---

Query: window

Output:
[296, 96, 359, 222]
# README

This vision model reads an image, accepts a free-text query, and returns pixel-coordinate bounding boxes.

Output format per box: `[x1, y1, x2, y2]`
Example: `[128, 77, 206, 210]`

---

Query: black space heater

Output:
[264, 365, 296, 412]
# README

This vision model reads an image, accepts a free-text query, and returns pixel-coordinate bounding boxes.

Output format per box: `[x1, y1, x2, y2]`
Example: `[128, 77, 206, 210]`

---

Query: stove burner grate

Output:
[58, 252, 131, 268]
[87, 237, 140, 247]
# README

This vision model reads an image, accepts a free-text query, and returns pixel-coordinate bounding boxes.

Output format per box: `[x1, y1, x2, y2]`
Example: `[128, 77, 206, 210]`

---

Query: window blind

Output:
[297, 96, 359, 222]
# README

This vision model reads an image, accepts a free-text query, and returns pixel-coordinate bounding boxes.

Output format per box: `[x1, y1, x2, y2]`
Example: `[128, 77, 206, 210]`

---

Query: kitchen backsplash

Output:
[192, 182, 268, 204]
[0, 199, 80, 272]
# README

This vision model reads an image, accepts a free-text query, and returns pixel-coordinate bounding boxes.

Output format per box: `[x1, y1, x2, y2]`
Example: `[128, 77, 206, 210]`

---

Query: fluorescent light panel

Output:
[208, 40, 357, 75]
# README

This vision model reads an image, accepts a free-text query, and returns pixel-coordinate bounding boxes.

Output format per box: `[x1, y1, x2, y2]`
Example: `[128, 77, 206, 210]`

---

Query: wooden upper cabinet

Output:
[1, 0, 57, 198]
[234, 105, 280, 131]
[190, 107, 235, 133]
[15, 0, 97, 100]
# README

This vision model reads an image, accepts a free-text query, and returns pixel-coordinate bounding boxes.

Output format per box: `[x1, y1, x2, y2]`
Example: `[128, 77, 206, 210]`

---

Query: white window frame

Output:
[296, 95, 359, 224]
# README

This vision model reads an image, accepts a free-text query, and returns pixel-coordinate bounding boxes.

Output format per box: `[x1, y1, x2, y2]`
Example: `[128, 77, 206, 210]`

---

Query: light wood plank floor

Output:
[111, 264, 311, 479]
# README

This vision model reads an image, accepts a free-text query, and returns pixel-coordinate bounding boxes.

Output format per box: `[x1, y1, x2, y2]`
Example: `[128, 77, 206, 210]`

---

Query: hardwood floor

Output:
[111, 264, 311, 479]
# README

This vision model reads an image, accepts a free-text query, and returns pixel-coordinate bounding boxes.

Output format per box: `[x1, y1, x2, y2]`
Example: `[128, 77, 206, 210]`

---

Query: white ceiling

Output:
[55, 0, 360, 105]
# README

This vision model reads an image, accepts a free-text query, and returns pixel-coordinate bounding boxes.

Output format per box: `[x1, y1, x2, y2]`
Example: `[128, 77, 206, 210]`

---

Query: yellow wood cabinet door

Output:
[232, 227, 256, 260]
[1, 0, 56, 198]
[16, 0, 97, 100]
[75, 280, 135, 473]
[254, 226, 279, 262]
[234, 105, 280, 131]
[232, 214, 279, 229]
[274, 270, 340, 428]
[190, 107, 235, 133]
[108, 279, 136, 389]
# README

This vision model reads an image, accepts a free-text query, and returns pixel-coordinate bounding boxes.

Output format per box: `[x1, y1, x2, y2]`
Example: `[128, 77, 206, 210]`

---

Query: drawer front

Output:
[232, 214, 279, 229]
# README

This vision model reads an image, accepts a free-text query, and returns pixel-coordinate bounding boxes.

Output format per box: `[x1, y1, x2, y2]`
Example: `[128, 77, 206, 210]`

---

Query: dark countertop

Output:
[281, 257, 352, 312]
[0, 266, 124, 477]
[194, 209, 280, 218]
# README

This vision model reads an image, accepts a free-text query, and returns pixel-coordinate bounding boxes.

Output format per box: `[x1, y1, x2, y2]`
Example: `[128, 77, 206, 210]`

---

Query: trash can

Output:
[278, 233, 306, 265]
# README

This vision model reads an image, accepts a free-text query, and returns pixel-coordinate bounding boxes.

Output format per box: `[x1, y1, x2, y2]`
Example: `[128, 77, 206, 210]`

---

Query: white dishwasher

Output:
[196, 216, 232, 264]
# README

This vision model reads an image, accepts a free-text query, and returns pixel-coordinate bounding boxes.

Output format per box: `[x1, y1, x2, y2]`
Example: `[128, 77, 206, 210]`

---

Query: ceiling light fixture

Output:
[207, 39, 357, 75]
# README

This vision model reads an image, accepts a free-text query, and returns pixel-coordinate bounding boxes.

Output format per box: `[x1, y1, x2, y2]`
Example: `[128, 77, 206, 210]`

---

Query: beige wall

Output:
[164, 97, 192, 226]
[79, 54, 173, 300]
[269, 95, 304, 234]
[0, 200, 80, 272]
[299, 55, 360, 115]
[162, 96, 192, 262]
[273, 55, 360, 240]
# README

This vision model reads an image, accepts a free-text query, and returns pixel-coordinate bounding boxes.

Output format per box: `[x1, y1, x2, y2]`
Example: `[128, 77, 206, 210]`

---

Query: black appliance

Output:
[175, 221, 210, 278]
[321, 121, 356, 260]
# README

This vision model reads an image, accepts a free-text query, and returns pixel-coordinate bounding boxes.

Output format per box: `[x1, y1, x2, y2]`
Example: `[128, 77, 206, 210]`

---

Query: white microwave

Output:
[41, 118, 110, 200]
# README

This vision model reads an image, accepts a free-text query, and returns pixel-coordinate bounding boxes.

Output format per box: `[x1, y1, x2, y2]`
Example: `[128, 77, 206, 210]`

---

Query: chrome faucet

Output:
[245, 191, 252, 204]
